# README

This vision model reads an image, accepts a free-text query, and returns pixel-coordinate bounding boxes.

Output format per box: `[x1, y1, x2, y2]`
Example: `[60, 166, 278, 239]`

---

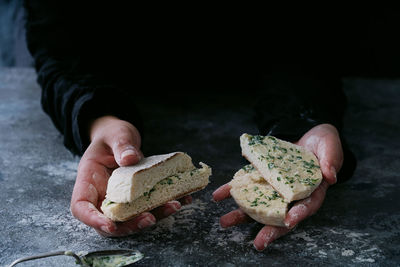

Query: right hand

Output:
[70, 116, 192, 236]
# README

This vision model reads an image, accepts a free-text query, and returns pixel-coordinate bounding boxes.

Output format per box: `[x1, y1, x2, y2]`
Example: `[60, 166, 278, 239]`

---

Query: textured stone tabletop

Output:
[0, 68, 399, 266]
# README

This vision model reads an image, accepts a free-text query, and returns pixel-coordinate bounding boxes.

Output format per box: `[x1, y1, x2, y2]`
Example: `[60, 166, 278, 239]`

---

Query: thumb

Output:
[114, 144, 143, 166]
[298, 124, 343, 185]
[108, 125, 143, 167]
[313, 125, 343, 185]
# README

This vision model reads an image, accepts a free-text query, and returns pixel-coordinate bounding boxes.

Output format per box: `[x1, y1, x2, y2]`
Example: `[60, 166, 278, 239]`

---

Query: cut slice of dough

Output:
[240, 134, 322, 202]
[101, 163, 211, 222]
[106, 152, 195, 203]
[230, 165, 289, 227]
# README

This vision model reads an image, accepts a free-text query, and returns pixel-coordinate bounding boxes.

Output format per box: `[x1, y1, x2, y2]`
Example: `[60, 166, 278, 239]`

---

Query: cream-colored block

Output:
[230, 165, 289, 227]
[106, 152, 195, 203]
[102, 163, 211, 222]
[240, 134, 322, 202]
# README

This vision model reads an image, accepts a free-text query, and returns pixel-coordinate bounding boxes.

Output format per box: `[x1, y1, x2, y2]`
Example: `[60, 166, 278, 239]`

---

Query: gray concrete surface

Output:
[0, 68, 399, 266]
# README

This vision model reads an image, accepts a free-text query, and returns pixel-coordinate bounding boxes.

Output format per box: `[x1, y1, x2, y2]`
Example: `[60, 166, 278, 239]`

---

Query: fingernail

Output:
[137, 217, 156, 229]
[121, 149, 136, 160]
[170, 201, 181, 211]
[330, 166, 337, 182]
[164, 201, 181, 216]
[285, 220, 297, 229]
[100, 225, 112, 234]
[253, 242, 267, 252]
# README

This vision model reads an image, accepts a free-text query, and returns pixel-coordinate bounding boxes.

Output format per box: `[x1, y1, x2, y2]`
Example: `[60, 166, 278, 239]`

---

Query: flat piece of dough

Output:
[240, 134, 322, 202]
[230, 165, 289, 226]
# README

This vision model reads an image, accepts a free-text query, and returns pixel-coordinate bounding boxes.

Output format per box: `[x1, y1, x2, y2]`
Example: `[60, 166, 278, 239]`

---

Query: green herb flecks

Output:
[284, 176, 295, 184]
[273, 145, 288, 153]
[248, 135, 266, 146]
[143, 187, 156, 199]
[266, 190, 281, 201]
[303, 159, 320, 170]
[299, 178, 319, 186]
[81, 251, 144, 267]
[267, 136, 278, 144]
[242, 165, 255, 173]
[259, 153, 276, 161]
[249, 197, 270, 207]
[104, 200, 115, 207]
[159, 177, 175, 185]
[279, 147, 288, 153]
[268, 163, 275, 169]
[250, 198, 260, 207]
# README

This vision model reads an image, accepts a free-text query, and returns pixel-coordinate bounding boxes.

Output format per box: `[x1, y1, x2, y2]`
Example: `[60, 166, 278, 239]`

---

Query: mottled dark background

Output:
[1, 2, 400, 266]
[0, 0, 32, 67]
[1, 2, 400, 77]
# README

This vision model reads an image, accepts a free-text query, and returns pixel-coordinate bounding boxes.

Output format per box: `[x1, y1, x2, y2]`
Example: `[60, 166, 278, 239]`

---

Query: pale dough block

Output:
[240, 134, 322, 202]
[230, 165, 289, 227]
[106, 152, 195, 203]
[101, 163, 211, 222]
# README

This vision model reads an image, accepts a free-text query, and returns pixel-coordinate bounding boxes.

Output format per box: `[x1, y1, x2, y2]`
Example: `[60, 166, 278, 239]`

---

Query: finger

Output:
[316, 124, 343, 184]
[96, 212, 157, 237]
[212, 184, 232, 202]
[151, 201, 182, 220]
[178, 195, 192, 205]
[284, 180, 329, 229]
[254, 225, 290, 251]
[111, 141, 143, 167]
[72, 175, 157, 236]
[71, 199, 117, 235]
[316, 130, 343, 185]
[298, 124, 343, 185]
[105, 125, 143, 167]
[220, 208, 253, 228]
[72, 153, 115, 232]
[108, 212, 157, 237]
[82, 140, 119, 170]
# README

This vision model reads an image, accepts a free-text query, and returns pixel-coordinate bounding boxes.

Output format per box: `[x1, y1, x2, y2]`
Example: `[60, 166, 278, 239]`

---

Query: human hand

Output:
[212, 124, 343, 250]
[70, 116, 192, 236]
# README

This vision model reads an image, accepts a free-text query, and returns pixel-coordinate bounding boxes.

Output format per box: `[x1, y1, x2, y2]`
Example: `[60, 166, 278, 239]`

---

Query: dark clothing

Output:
[24, 2, 399, 180]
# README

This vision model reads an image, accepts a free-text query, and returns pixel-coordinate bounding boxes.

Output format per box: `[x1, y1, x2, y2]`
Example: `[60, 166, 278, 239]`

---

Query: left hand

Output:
[212, 124, 343, 251]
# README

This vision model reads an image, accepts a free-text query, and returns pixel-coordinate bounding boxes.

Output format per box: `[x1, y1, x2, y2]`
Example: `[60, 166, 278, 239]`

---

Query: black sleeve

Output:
[24, 1, 143, 155]
[254, 66, 356, 181]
